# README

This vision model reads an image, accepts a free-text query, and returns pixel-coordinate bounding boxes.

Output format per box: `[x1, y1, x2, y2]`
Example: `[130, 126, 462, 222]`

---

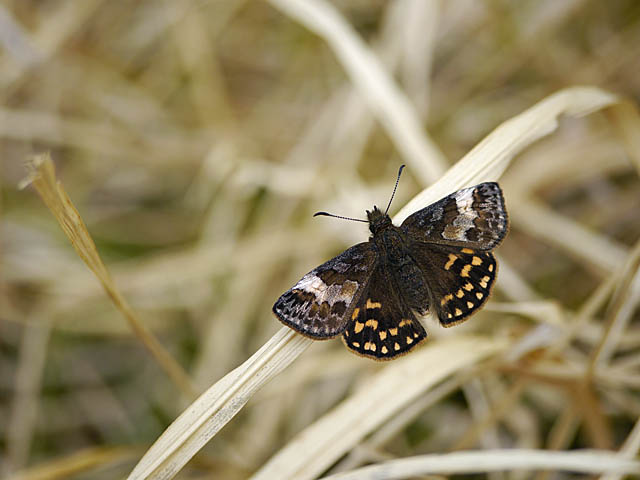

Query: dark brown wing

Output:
[342, 263, 427, 360]
[401, 183, 508, 251]
[273, 242, 377, 338]
[408, 242, 498, 326]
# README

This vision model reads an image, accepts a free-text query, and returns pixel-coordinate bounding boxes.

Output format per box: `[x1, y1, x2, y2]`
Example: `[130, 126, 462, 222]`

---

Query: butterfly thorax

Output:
[366, 206, 393, 235]
[367, 207, 411, 267]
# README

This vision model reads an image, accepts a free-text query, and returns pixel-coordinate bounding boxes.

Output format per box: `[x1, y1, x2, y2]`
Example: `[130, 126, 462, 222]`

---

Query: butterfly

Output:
[272, 166, 508, 360]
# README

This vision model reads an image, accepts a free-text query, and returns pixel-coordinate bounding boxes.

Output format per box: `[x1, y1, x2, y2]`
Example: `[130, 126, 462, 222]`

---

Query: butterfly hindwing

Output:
[273, 242, 376, 338]
[408, 242, 498, 326]
[401, 182, 508, 251]
[342, 264, 427, 360]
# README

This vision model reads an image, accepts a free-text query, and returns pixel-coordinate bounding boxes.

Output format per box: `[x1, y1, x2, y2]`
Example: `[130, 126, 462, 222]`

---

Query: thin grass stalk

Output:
[127, 328, 311, 479]
[318, 450, 640, 480]
[599, 414, 640, 480]
[251, 336, 508, 480]
[268, 0, 449, 184]
[7, 446, 139, 480]
[21, 153, 197, 399]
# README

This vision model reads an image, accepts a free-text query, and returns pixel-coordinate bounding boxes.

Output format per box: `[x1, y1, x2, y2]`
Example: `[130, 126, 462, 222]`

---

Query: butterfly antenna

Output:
[384, 164, 405, 215]
[313, 211, 368, 223]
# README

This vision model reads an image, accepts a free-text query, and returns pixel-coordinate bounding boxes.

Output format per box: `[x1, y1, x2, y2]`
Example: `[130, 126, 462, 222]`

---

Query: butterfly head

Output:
[366, 206, 393, 235]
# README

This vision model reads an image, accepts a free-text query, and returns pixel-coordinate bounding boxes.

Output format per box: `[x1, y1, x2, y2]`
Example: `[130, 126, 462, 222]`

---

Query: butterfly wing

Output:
[407, 242, 498, 326]
[342, 263, 427, 360]
[399, 183, 506, 327]
[273, 242, 377, 338]
[401, 182, 508, 251]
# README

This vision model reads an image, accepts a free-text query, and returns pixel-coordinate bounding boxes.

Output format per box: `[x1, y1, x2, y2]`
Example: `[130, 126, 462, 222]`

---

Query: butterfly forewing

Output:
[342, 265, 427, 360]
[401, 182, 507, 251]
[273, 242, 376, 338]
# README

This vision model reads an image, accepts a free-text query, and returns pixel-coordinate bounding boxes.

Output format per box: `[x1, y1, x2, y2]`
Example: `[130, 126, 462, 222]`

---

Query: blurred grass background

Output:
[2, 0, 640, 479]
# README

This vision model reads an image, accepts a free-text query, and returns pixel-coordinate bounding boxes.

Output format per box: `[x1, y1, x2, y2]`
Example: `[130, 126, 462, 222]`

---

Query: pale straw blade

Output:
[319, 449, 640, 479]
[127, 327, 311, 480]
[268, 0, 448, 184]
[251, 336, 507, 480]
[395, 86, 619, 223]
[21, 153, 196, 399]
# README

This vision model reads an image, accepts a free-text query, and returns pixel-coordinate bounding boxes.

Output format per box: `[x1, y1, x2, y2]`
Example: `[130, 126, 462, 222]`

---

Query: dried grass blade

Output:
[607, 99, 640, 173]
[251, 336, 507, 480]
[590, 240, 640, 369]
[599, 414, 640, 480]
[396, 86, 619, 223]
[7, 446, 138, 480]
[509, 198, 628, 274]
[21, 153, 196, 399]
[127, 327, 311, 480]
[268, 0, 448, 184]
[319, 449, 640, 479]
[5, 315, 52, 471]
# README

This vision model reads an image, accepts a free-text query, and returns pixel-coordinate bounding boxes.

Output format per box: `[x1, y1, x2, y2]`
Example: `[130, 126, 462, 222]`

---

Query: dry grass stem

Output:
[21, 153, 196, 399]
[127, 327, 311, 479]
[319, 449, 640, 480]
[396, 86, 619, 222]
[251, 336, 507, 480]
[5, 314, 51, 471]
[7, 447, 139, 480]
[269, 0, 448, 184]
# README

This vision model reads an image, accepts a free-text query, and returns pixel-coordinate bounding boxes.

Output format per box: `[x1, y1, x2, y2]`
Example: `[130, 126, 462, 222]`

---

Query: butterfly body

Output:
[367, 206, 431, 315]
[273, 181, 508, 360]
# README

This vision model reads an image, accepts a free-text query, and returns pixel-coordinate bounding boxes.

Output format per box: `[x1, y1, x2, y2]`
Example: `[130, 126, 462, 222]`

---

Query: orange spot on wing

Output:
[444, 254, 457, 270]
[365, 319, 378, 330]
[366, 299, 382, 309]
[441, 293, 454, 306]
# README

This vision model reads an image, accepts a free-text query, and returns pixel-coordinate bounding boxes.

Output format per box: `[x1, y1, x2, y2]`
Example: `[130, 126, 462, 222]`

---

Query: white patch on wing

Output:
[454, 186, 475, 212]
[294, 274, 358, 307]
[295, 273, 327, 293]
[442, 187, 478, 241]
